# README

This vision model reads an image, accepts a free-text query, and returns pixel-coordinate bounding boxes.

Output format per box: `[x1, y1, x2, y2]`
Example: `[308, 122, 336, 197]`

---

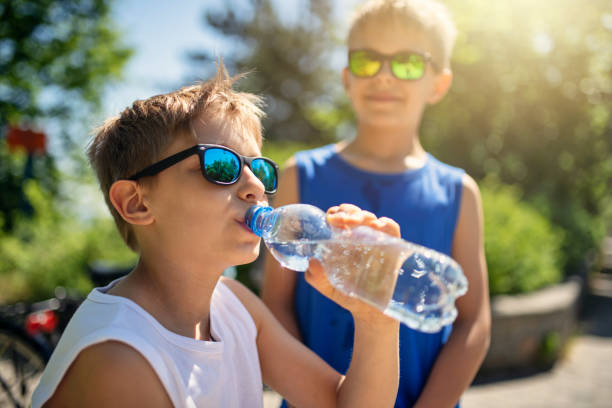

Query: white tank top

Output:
[32, 279, 263, 408]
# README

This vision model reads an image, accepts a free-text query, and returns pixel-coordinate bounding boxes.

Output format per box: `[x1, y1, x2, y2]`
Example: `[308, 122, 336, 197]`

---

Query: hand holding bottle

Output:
[246, 202, 468, 332]
[306, 204, 401, 326]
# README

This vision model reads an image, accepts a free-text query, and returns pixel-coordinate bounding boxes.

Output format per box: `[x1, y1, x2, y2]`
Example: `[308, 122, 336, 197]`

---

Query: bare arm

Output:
[261, 157, 302, 339]
[45, 341, 173, 408]
[414, 175, 491, 408]
[229, 205, 401, 408]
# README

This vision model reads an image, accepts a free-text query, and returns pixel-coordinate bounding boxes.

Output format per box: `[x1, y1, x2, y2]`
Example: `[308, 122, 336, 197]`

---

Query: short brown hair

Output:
[87, 64, 265, 251]
[347, 0, 457, 70]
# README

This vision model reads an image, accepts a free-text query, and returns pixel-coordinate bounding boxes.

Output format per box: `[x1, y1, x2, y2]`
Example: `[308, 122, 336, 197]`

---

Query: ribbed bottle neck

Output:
[245, 205, 274, 237]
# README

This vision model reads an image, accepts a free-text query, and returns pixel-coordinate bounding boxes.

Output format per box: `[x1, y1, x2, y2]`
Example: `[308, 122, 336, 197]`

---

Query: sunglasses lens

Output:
[252, 159, 278, 193]
[203, 148, 240, 183]
[349, 51, 381, 77]
[391, 53, 426, 80]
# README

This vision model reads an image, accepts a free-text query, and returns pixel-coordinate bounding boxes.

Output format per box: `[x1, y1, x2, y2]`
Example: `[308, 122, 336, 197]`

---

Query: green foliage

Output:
[0, 0, 132, 233]
[191, 0, 345, 143]
[423, 0, 612, 275]
[0, 143, 59, 231]
[538, 330, 563, 367]
[482, 179, 564, 295]
[262, 140, 319, 169]
[0, 0, 132, 122]
[0, 181, 136, 303]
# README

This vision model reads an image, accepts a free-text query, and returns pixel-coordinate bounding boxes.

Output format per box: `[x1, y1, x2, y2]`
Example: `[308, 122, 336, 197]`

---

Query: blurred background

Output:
[0, 0, 611, 406]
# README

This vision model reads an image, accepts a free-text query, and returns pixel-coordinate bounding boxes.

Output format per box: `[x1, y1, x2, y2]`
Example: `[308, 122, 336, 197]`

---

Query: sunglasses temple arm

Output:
[128, 146, 201, 180]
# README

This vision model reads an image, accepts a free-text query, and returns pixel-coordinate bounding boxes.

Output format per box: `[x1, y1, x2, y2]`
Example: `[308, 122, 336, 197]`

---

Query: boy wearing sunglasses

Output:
[262, 1, 491, 407]
[32, 66, 402, 407]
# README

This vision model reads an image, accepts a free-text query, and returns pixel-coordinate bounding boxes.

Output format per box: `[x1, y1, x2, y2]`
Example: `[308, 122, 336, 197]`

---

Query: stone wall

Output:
[479, 278, 582, 374]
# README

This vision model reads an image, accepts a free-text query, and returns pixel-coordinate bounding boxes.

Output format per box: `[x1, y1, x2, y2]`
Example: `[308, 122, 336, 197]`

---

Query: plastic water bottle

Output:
[245, 204, 468, 333]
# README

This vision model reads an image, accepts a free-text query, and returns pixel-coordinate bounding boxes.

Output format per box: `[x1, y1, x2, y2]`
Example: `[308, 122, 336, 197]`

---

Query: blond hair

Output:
[347, 0, 457, 70]
[87, 64, 265, 251]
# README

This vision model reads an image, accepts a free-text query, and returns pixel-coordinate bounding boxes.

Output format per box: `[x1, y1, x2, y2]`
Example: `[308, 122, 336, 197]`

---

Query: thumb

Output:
[305, 259, 334, 296]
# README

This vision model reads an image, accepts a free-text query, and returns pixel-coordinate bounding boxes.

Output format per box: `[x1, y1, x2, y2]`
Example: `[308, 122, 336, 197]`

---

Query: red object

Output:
[25, 309, 59, 335]
[6, 126, 47, 154]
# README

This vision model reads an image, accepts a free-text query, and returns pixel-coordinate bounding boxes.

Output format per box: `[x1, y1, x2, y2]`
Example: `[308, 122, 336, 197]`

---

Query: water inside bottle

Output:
[317, 239, 409, 310]
[265, 227, 467, 333]
[266, 240, 320, 272]
[383, 251, 463, 332]
[266, 235, 412, 310]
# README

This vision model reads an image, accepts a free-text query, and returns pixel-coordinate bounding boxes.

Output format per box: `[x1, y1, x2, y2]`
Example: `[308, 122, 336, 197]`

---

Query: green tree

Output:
[0, 0, 131, 123]
[482, 178, 563, 295]
[0, 0, 132, 230]
[422, 0, 612, 274]
[189, 0, 351, 144]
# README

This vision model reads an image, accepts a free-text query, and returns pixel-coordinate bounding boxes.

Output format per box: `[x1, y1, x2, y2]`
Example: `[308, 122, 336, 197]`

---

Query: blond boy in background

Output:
[263, 1, 491, 407]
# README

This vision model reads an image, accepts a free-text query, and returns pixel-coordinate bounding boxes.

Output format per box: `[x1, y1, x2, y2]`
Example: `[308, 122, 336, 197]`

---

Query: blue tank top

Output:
[293, 144, 465, 408]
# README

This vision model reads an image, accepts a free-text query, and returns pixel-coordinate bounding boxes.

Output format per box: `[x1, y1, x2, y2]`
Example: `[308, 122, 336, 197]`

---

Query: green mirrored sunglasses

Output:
[348, 49, 437, 80]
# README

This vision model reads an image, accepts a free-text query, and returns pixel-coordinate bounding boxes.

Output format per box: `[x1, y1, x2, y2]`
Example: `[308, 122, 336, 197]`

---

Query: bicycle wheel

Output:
[0, 326, 48, 408]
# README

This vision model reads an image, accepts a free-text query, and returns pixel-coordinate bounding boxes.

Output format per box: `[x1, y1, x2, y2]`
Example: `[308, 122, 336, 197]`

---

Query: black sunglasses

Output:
[127, 144, 279, 194]
[348, 49, 438, 80]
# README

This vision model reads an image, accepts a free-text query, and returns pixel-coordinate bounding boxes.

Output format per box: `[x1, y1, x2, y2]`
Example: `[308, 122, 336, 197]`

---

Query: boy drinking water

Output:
[262, 1, 491, 407]
[31, 66, 401, 407]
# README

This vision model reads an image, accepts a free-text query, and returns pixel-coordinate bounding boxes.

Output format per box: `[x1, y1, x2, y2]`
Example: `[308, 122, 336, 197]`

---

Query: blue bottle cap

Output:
[245, 205, 273, 237]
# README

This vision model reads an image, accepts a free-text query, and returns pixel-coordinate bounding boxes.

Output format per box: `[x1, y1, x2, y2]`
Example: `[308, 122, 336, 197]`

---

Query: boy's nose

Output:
[238, 165, 266, 202]
[376, 61, 395, 81]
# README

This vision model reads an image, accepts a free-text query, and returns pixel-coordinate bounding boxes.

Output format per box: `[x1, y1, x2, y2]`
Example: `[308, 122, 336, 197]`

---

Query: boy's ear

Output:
[109, 180, 154, 226]
[342, 67, 351, 92]
[427, 69, 453, 105]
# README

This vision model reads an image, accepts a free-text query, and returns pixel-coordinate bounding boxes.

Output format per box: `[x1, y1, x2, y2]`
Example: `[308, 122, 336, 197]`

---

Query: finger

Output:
[328, 211, 366, 229]
[336, 203, 362, 214]
[360, 210, 377, 222]
[364, 217, 400, 237]
[327, 205, 341, 215]
[326, 203, 361, 218]
[327, 206, 374, 229]
[368, 217, 401, 238]
[305, 259, 334, 296]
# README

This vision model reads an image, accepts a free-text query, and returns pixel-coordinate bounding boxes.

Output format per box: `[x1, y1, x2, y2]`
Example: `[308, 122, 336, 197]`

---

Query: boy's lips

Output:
[366, 93, 403, 102]
[237, 219, 256, 235]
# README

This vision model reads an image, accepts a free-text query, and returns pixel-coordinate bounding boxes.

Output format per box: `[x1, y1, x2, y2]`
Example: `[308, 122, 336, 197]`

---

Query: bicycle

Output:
[0, 263, 131, 407]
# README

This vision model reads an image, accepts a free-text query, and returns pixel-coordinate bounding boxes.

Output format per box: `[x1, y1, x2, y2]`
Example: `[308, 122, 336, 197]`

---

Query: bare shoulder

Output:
[458, 173, 483, 220]
[283, 155, 298, 169]
[220, 277, 266, 331]
[461, 173, 482, 205]
[45, 341, 172, 408]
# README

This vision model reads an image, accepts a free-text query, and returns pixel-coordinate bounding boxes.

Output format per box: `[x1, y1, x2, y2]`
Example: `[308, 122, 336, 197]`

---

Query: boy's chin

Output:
[232, 243, 262, 265]
[361, 111, 417, 128]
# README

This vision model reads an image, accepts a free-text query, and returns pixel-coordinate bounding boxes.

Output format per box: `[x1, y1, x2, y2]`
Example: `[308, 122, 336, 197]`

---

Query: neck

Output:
[338, 122, 427, 172]
[110, 254, 224, 341]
